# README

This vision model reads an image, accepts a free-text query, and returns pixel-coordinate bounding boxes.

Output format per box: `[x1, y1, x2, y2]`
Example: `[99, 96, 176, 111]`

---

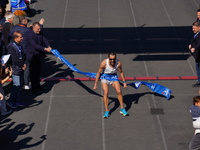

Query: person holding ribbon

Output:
[93, 52, 128, 118]
[189, 21, 200, 87]
[27, 22, 51, 94]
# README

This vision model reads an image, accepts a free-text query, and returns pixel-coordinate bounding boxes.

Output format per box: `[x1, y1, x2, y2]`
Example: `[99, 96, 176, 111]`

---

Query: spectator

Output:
[27, 22, 51, 94]
[0, 24, 7, 57]
[0, 11, 12, 25]
[7, 31, 26, 108]
[189, 95, 200, 150]
[189, 21, 200, 87]
[2, 12, 14, 46]
[0, 4, 5, 23]
[197, 9, 200, 21]
[10, 0, 27, 13]
[10, 16, 31, 89]
[0, 63, 12, 115]
[0, 0, 8, 16]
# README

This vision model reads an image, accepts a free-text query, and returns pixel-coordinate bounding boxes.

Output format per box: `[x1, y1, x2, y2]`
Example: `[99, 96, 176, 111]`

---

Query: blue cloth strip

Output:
[51, 49, 172, 100]
[128, 81, 171, 100]
[51, 49, 119, 81]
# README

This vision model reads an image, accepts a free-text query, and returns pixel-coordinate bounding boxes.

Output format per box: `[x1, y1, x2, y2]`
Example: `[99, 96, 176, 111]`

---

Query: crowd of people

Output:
[0, 1, 52, 116]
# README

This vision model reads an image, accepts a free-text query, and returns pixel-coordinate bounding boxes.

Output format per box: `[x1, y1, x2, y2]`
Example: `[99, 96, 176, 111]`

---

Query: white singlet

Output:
[101, 58, 119, 85]
[103, 58, 118, 74]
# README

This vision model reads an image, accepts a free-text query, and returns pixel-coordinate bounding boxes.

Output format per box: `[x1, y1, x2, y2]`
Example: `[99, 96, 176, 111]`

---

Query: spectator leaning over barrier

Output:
[27, 22, 51, 94]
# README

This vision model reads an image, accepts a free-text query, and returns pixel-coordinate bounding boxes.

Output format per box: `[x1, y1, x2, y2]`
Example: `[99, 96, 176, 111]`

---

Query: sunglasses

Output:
[109, 58, 116, 61]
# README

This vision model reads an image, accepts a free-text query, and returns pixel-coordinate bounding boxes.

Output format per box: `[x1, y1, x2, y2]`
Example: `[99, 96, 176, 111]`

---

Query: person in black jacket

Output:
[197, 9, 200, 22]
[0, 0, 8, 18]
[2, 12, 14, 47]
[10, 16, 31, 89]
[0, 24, 7, 57]
[7, 31, 26, 108]
[189, 21, 200, 87]
[27, 22, 51, 93]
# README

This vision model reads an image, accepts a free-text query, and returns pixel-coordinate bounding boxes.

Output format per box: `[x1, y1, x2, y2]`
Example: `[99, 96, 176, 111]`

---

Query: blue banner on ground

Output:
[51, 49, 119, 81]
[128, 81, 171, 100]
[51, 49, 172, 99]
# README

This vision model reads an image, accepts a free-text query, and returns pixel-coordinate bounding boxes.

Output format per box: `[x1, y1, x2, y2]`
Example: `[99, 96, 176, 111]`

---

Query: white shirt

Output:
[193, 117, 200, 134]
[103, 58, 118, 74]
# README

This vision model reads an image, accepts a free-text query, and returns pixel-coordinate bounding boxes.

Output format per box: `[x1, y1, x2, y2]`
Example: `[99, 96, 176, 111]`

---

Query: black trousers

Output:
[189, 133, 200, 150]
[30, 55, 42, 90]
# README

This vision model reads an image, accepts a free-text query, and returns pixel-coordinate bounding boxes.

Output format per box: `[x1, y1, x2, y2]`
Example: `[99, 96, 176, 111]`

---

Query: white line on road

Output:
[41, 87, 55, 150]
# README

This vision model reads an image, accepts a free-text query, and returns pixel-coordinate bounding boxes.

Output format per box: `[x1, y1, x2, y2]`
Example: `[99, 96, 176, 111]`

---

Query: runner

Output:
[93, 52, 128, 118]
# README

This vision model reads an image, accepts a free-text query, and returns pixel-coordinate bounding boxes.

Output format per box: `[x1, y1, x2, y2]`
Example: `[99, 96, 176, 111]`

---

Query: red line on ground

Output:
[6, 76, 198, 82]
[157, 76, 180, 80]
[38, 76, 198, 81]
[135, 76, 157, 80]
[180, 76, 198, 80]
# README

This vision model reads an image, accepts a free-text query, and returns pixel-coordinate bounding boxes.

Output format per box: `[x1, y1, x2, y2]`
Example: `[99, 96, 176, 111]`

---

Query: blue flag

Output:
[128, 81, 171, 100]
[51, 49, 118, 81]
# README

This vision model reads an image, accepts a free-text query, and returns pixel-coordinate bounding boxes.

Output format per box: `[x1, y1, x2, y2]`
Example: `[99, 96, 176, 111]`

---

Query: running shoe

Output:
[120, 108, 129, 116]
[23, 85, 31, 90]
[103, 111, 110, 118]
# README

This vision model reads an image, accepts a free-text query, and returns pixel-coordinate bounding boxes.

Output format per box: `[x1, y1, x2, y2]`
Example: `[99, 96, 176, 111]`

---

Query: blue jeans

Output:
[8, 74, 23, 103]
[196, 62, 200, 82]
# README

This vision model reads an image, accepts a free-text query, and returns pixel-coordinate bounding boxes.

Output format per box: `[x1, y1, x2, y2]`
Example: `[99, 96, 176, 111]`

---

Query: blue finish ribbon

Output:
[51, 49, 119, 81]
[128, 81, 171, 100]
[51, 49, 172, 100]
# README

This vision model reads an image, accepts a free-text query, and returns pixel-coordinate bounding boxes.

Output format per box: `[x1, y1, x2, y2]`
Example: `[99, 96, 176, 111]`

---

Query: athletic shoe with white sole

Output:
[23, 85, 31, 90]
[120, 108, 129, 116]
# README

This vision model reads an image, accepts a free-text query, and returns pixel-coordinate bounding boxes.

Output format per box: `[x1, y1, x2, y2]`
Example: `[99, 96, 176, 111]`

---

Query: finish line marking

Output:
[6, 76, 197, 82]
[36, 76, 198, 81]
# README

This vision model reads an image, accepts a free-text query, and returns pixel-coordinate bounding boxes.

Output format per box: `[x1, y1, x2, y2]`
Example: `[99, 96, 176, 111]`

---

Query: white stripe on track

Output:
[160, 0, 196, 76]
[56, 0, 70, 64]
[129, 0, 168, 149]
[41, 1, 69, 150]
[194, 0, 200, 8]
[97, 1, 106, 150]
[128, 0, 149, 77]
[41, 87, 55, 150]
